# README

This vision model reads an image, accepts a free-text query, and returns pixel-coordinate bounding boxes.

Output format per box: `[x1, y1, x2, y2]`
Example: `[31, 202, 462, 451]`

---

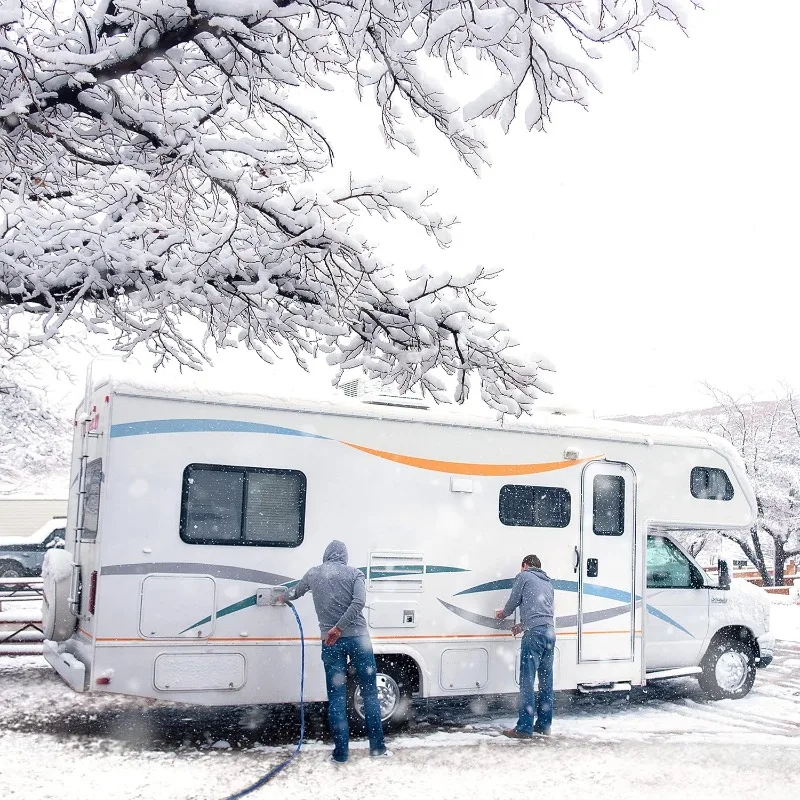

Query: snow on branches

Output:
[0, 1, 695, 413]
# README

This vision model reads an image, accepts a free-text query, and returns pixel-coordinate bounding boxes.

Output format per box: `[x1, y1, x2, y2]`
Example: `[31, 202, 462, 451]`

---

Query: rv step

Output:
[577, 681, 632, 694]
[645, 666, 702, 680]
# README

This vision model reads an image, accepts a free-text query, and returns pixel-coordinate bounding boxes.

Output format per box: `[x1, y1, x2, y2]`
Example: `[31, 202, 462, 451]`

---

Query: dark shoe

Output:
[533, 727, 552, 736]
[502, 728, 533, 740]
[371, 749, 393, 758]
[329, 754, 348, 764]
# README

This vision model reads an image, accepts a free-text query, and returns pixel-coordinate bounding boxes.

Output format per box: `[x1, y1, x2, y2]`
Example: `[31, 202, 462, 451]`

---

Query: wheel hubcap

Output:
[1, 566, 21, 578]
[715, 650, 749, 693]
[353, 672, 401, 722]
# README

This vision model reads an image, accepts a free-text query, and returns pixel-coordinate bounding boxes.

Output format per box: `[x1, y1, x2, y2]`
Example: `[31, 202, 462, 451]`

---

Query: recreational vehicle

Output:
[42, 379, 774, 727]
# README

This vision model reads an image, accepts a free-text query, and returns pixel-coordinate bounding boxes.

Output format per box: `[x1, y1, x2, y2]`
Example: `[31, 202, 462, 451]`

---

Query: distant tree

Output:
[694, 386, 800, 586]
[0, 1, 697, 414]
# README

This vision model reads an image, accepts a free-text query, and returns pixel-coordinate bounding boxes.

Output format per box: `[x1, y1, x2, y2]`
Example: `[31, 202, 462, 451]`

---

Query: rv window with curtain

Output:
[80, 458, 103, 540]
[690, 467, 734, 501]
[181, 464, 306, 547]
[593, 474, 625, 536]
[498, 485, 571, 528]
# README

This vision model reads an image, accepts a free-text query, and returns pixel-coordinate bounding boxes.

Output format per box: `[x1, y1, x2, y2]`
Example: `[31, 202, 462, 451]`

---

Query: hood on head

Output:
[527, 567, 551, 582]
[323, 540, 348, 564]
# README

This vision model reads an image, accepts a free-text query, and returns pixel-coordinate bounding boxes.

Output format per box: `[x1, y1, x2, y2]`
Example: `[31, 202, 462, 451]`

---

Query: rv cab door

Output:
[644, 535, 709, 670]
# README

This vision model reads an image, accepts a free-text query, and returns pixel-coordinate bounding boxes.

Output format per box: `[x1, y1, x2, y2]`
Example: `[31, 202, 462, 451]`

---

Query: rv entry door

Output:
[578, 461, 636, 663]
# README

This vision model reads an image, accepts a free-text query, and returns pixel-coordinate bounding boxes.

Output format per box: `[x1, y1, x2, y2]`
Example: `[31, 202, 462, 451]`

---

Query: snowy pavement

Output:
[1, 636, 799, 800]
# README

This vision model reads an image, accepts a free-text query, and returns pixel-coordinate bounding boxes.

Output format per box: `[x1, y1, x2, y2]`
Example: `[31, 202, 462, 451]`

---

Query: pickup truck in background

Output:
[0, 518, 67, 578]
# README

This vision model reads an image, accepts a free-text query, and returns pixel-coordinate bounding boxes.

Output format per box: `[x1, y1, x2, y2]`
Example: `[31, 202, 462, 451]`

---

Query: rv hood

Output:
[323, 540, 349, 565]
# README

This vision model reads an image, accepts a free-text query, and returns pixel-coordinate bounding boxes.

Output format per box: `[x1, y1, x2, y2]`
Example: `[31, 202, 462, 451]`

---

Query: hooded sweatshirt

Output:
[500, 567, 555, 631]
[289, 540, 368, 638]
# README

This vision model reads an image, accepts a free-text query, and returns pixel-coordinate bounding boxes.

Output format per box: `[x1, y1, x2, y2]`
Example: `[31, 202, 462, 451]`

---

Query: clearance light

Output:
[96, 676, 111, 686]
[88, 571, 98, 614]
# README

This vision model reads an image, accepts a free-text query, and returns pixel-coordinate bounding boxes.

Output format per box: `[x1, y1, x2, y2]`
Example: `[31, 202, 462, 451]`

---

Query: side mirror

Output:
[718, 559, 731, 590]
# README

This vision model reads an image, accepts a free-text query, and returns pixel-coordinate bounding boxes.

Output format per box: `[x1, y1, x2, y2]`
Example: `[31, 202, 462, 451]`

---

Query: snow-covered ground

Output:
[770, 596, 800, 642]
[2, 605, 799, 800]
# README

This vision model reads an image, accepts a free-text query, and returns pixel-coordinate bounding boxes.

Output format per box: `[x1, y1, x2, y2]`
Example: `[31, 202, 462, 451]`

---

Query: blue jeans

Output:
[320, 635, 386, 761]
[516, 625, 556, 734]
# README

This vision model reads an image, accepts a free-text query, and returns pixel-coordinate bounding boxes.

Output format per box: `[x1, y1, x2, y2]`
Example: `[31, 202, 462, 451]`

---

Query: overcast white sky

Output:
[55, 0, 800, 418]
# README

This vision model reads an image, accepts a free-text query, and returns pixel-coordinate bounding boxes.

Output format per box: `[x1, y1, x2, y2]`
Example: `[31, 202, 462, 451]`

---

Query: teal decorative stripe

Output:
[179, 593, 258, 635]
[426, 566, 469, 574]
[179, 564, 469, 634]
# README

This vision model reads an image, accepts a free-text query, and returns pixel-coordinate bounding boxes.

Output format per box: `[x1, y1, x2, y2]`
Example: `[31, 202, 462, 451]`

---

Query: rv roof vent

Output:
[360, 395, 430, 411]
[535, 404, 583, 417]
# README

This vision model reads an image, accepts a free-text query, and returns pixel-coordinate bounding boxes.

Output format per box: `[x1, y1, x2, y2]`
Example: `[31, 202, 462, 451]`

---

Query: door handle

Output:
[573, 546, 580, 574]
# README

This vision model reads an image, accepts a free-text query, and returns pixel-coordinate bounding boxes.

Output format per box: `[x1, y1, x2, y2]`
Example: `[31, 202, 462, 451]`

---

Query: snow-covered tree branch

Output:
[0, 1, 696, 413]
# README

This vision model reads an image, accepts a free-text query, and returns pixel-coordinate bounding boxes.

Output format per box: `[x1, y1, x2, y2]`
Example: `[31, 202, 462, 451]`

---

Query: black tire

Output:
[347, 656, 415, 732]
[0, 560, 25, 579]
[698, 638, 756, 700]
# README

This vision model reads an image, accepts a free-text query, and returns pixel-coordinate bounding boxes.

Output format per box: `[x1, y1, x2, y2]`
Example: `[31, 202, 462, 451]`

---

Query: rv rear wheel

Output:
[0, 560, 25, 578]
[348, 658, 414, 732]
[41, 549, 78, 642]
[698, 638, 756, 700]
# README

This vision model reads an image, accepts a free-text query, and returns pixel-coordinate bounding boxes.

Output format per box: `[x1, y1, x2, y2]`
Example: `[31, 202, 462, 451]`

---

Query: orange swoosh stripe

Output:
[341, 444, 601, 476]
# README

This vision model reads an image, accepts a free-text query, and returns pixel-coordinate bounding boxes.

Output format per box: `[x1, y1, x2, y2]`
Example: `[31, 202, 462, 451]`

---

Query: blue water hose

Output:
[224, 600, 305, 800]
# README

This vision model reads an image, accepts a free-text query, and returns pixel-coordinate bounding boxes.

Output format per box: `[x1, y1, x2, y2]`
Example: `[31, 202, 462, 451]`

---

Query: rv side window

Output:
[499, 485, 571, 528]
[81, 458, 103, 540]
[181, 464, 306, 547]
[690, 467, 734, 501]
[593, 475, 624, 536]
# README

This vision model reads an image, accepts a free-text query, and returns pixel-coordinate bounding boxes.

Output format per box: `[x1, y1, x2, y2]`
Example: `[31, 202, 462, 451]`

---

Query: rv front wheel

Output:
[698, 638, 756, 700]
[349, 658, 414, 732]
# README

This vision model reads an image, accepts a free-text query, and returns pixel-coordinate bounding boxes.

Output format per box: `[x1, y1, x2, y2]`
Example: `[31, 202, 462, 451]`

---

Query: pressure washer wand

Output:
[224, 597, 305, 800]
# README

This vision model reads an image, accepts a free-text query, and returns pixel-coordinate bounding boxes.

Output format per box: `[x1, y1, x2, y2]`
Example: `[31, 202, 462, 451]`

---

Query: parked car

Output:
[0, 518, 67, 578]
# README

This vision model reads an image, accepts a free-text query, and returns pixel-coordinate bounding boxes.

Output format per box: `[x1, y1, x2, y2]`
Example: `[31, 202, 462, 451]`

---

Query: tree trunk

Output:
[774, 537, 786, 586]
[750, 527, 772, 586]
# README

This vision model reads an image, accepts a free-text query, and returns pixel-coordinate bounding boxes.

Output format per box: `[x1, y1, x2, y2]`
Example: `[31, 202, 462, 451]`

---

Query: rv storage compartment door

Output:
[139, 576, 216, 638]
[154, 653, 245, 691]
[440, 648, 489, 691]
[368, 601, 418, 628]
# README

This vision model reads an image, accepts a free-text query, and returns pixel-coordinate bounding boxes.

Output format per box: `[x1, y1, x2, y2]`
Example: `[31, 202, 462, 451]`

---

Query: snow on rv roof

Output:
[102, 376, 742, 459]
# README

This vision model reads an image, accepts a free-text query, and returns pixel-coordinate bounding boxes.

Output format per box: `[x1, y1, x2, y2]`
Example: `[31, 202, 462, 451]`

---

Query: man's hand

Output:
[495, 610, 505, 620]
[511, 623, 524, 637]
[273, 587, 287, 605]
[324, 626, 343, 646]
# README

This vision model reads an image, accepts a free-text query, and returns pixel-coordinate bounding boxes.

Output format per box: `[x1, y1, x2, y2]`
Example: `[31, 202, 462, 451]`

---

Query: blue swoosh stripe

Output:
[110, 419, 329, 439]
[455, 578, 691, 636]
[456, 578, 635, 603]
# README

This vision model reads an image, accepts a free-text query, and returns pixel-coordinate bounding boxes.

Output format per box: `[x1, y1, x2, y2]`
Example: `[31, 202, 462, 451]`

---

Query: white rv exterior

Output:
[43, 379, 773, 720]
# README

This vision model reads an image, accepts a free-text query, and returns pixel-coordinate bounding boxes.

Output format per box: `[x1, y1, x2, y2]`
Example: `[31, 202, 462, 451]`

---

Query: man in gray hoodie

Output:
[285, 540, 389, 762]
[496, 554, 556, 738]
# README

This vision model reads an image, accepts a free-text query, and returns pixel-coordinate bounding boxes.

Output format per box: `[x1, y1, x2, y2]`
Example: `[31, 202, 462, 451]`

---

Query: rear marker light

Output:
[88, 570, 98, 615]
[95, 676, 111, 685]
